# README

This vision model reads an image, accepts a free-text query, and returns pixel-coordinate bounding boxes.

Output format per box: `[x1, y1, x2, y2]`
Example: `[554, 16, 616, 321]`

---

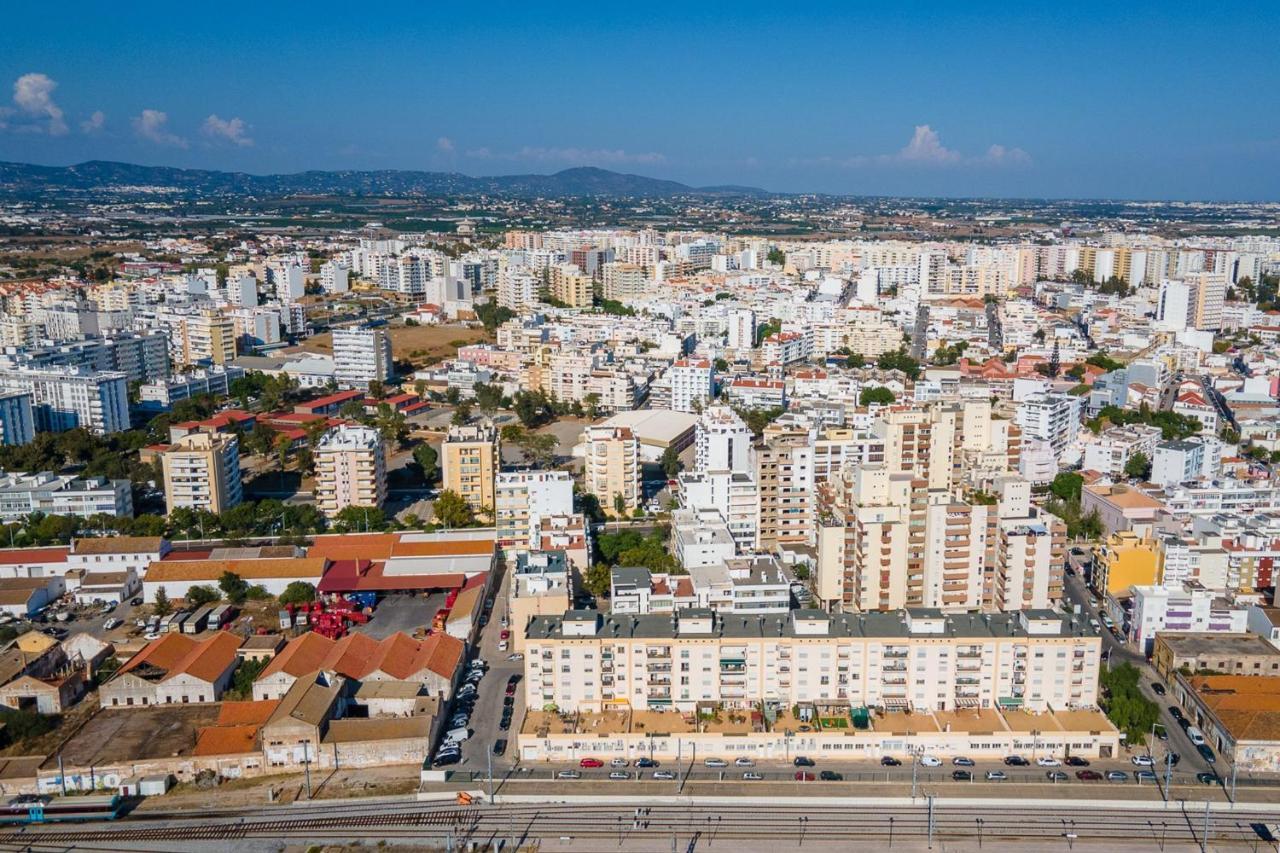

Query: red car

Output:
[580, 758, 604, 768]
[500, 629, 511, 641]
[794, 771, 815, 782]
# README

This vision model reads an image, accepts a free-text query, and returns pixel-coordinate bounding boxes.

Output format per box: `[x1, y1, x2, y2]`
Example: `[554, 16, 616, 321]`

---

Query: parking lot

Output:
[4, 594, 146, 646]
[353, 592, 444, 640]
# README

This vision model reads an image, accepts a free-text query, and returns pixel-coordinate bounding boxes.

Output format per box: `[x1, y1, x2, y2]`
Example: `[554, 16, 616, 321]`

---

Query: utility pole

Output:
[927, 794, 935, 849]
[1201, 800, 1210, 853]
[303, 739, 312, 799]
[487, 748, 494, 802]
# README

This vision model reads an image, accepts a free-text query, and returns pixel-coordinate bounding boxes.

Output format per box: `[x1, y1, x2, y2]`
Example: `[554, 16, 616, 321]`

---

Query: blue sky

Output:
[0, 1, 1277, 200]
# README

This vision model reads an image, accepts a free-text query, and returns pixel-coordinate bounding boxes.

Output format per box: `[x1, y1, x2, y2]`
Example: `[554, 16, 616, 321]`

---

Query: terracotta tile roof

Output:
[117, 631, 241, 685]
[72, 537, 165, 555]
[258, 632, 337, 680]
[389, 539, 494, 558]
[216, 699, 280, 726]
[0, 547, 68, 565]
[119, 633, 198, 677]
[316, 559, 464, 593]
[307, 533, 401, 562]
[146, 557, 328, 582]
[257, 630, 463, 684]
[193, 724, 260, 756]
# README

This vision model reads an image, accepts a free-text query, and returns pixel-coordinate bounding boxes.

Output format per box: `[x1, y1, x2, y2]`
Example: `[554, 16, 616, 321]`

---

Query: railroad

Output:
[5, 800, 1280, 849]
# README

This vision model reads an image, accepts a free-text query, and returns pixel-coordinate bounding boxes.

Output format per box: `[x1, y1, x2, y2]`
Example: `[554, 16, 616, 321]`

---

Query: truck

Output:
[182, 604, 214, 635]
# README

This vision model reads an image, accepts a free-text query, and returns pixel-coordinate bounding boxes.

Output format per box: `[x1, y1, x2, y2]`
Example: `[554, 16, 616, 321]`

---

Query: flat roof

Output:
[599, 409, 698, 446]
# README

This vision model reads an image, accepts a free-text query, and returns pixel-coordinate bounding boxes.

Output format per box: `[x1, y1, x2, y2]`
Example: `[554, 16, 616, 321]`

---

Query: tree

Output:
[1050, 472, 1084, 504]
[1099, 662, 1160, 743]
[226, 657, 268, 700]
[414, 443, 440, 484]
[583, 562, 612, 599]
[582, 392, 601, 421]
[451, 400, 473, 426]
[713, 358, 729, 373]
[1123, 451, 1152, 481]
[186, 585, 220, 607]
[876, 349, 921, 380]
[279, 581, 317, 606]
[433, 489, 476, 528]
[274, 432, 292, 474]
[1046, 341, 1061, 379]
[766, 247, 786, 266]
[473, 383, 505, 414]
[153, 586, 172, 617]
[368, 380, 386, 400]
[859, 386, 895, 406]
[334, 505, 387, 532]
[513, 431, 557, 469]
[660, 446, 683, 479]
[218, 571, 249, 605]
[512, 390, 554, 428]
[845, 352, 866, 369]
[613, 492, 627, 517]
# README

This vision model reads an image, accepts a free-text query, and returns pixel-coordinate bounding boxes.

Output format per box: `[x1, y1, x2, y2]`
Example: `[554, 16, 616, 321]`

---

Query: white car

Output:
[734, 757, 755, 767]
[919, 756, 943, 767]
[1131, 755, 1154, 767]
[703, 758, 728, 768]
[498, 640, 509, 652]
[1035, 757, 1061, 767]
[610, 758, 628, 768]
[103, 617, 123, 630]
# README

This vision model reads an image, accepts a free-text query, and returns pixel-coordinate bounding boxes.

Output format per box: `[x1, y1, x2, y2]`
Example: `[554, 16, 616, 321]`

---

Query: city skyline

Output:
[1, 1, 1277, 201]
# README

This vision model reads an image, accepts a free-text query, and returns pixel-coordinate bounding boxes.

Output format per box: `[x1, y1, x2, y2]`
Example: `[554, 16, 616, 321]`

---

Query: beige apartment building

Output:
[160, 432, 243, 514]
[171, 311, 236, 366]
[441, 423, 499, 517]
[524, 607, 1100, 715]
[314, 424, 386, 518]
[756, 421, 816, 549]
[601, 262, 651, 302]
[548, 263, 593, 308]
[583, 425, 640, 515]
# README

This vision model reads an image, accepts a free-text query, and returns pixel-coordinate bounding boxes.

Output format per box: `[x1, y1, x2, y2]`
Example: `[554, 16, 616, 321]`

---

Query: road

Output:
[12, 795, 1280, 851]
[1062, 555, 1215, 779]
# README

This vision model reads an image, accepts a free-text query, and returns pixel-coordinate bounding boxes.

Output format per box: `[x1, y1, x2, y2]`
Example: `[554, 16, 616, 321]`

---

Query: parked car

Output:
[742, 771, 764, 781]
[1046, 771, 1069, 782]
[1036, 757, 1061, 767]
[1151, 683, 1167, 696]
[952, 756, 974, 766]
[985, 771, 1007, 781]
[1106, 771, 1129, 782]
[557, 770, 581, 780]
[103, 617, 122, 630]
[794, 772, 815, 782]
[1065, 757, 1090, 767]
[636, 758, 659, 768]
[819, 770, 843, 781]
[579, 758, 604, 768]
[1136, 770, 1157, 783]
[793, 756, 815, 767]
[952, 770, 972, 782]
[703, 758, 727, 768]
[1131, 755, 1154, 767]
[1003, 756, 1029, 766]
[919, 755, 942, 767]
[1197, 744, 1216, 764]
[609, 771, 630, 780]
[610, 758, 628, 768]
[880, 756, 902, 767]
[1195, 772, 1217, 785]
[492, 739, 507, 756]
[434, 752, 461, 767]
[653, 770, 676, 780]
[734, 757, 755, 767]
[498, 640, 509, 652]
[1076, 770, 1102, 781]
[130, 597, 143, 606]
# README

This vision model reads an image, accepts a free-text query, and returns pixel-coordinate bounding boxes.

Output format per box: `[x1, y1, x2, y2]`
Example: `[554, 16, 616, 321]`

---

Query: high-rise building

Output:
[314, 425, 386, 518]
[442, 423, 499, 517]
[160, 432, 243, 515]
[0, 392, 35, 446]
[695, 406, 753, 474]
[583, 424, 641, 515]
[332, 327, 393, 390]
[726, 308, 756, 351]
[756, 421, 815, 548]
[0, 367, 129, 435]
[601, 262, 650, 302]
[548, 263, 593, 308]
[495, 470, 574, 553]
[667, 358, 714, 414]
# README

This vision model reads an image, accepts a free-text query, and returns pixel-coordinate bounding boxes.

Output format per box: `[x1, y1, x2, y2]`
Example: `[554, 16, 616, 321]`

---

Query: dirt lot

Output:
[297, 324, 488, 367]
[58, 705, 218, 766]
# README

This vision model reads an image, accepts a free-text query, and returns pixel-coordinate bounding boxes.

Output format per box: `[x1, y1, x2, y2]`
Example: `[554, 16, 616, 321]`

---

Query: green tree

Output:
[859, 386, 896, 406]
[153, 585, 172, 617]
[279, 581, 317, 606]
[876, 349, 921, 380]
[1099, 662, 1160, 743]
[1050, 472, 1084, 503]
[225, 657, 268, 700]
[414, 443, 440, 484]
[1123, 451, 1152, 481]
[845, 352, 866, 369]
[766, 247, 786, 266]
[660, 446, 683, 479]
[451, 400, 473, 425]
[218, 571, 249, 605]
[334, 505, 387, 532]
[713, 358, 729, 373]
[433, 489, 476, 528]
[186, 585, 221, 607]
[583, 562, 612, 599]
[613, 492, 627, 517]
[473, 383, 505, 414]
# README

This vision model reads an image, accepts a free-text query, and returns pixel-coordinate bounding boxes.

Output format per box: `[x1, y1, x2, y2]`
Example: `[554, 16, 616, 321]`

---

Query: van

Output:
[444, 727, 470, 743]
[1187, 727, 1206, 746]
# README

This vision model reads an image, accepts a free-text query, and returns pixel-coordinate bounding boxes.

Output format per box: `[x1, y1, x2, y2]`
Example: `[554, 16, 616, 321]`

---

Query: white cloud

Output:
[132, 109, 188, 147]
[9, 73, 68, 135]
[464, 145, 666, 166]
[201, 114, 253, 147]
[80, 110, 105, 135]
[792, 125, 1031, 170]
[436, 136, 455, 153]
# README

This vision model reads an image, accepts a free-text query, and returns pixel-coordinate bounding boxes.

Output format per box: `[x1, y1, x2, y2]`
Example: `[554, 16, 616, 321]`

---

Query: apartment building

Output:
[583, 425, 641, 515]
[495, 470, 574, 553]
[1082, 425, 1162, 478]
[671, 507, 737, 569]
[667, 358, 714, 414]
[1015, 392, 1082, 458]
[756, 420, 816, 549]
[314, 425, 387, 517]
[1093, 531, 1159, 595]
[678, 470, 759, 553]
[332, 327, 393, 390]
[601, 262, 651, 301]
[524, 607, 1101, 714]
[725, 308, 755, 351]
[0, 367, 129, 435]
[0, 392, 34, 446]
[138, 365, 246, 412]
[548, 263, 593, 308]
[168, 311, 237, 366]
[0, 473, 132, 522]
[1129, 583, 1250, 655]
[159, 432, 243, 514]
[694, 405, 752, 473]
[441, 422, 499, 517]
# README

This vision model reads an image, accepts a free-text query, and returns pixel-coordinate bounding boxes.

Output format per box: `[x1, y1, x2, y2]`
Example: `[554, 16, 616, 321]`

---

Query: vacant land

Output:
[297, 324, 488, 367]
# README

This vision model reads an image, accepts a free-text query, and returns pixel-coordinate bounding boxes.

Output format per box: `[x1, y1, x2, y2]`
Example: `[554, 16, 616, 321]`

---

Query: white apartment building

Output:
[525, 607, 1101, 714]
[726, 308, 755, 351]
[138, 365, 246, 411]
[495, 470, 574, 554]
[602, 262, 651, 302]
[1151, 440, 1206, 487]
[1082, 425, 1162, 478]
[319, 261, 350, 294]
[314, 425, 387, 517]
[332, 327, 393, 390]
[667, 358, 713, 414]
[0, 367, 129, 435]
[0, 472, 132, 522]
[1015, 392, 1081, 458]
[273, 264, 306, 303]
[1129, 583, 1250, 655]
[694, 405, 752, 473]
[678, 469, 759, 553]
[160, 432, 243, 514]
[671, 507, 737, 569]
[761, 331, 812, 366]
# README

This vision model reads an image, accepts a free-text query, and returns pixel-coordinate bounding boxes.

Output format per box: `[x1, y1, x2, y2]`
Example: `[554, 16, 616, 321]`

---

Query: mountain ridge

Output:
[0, 160, 771, 199]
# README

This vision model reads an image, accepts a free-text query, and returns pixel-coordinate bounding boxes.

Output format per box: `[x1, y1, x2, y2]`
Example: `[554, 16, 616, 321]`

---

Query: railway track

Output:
[4, 801, 1278, 848]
